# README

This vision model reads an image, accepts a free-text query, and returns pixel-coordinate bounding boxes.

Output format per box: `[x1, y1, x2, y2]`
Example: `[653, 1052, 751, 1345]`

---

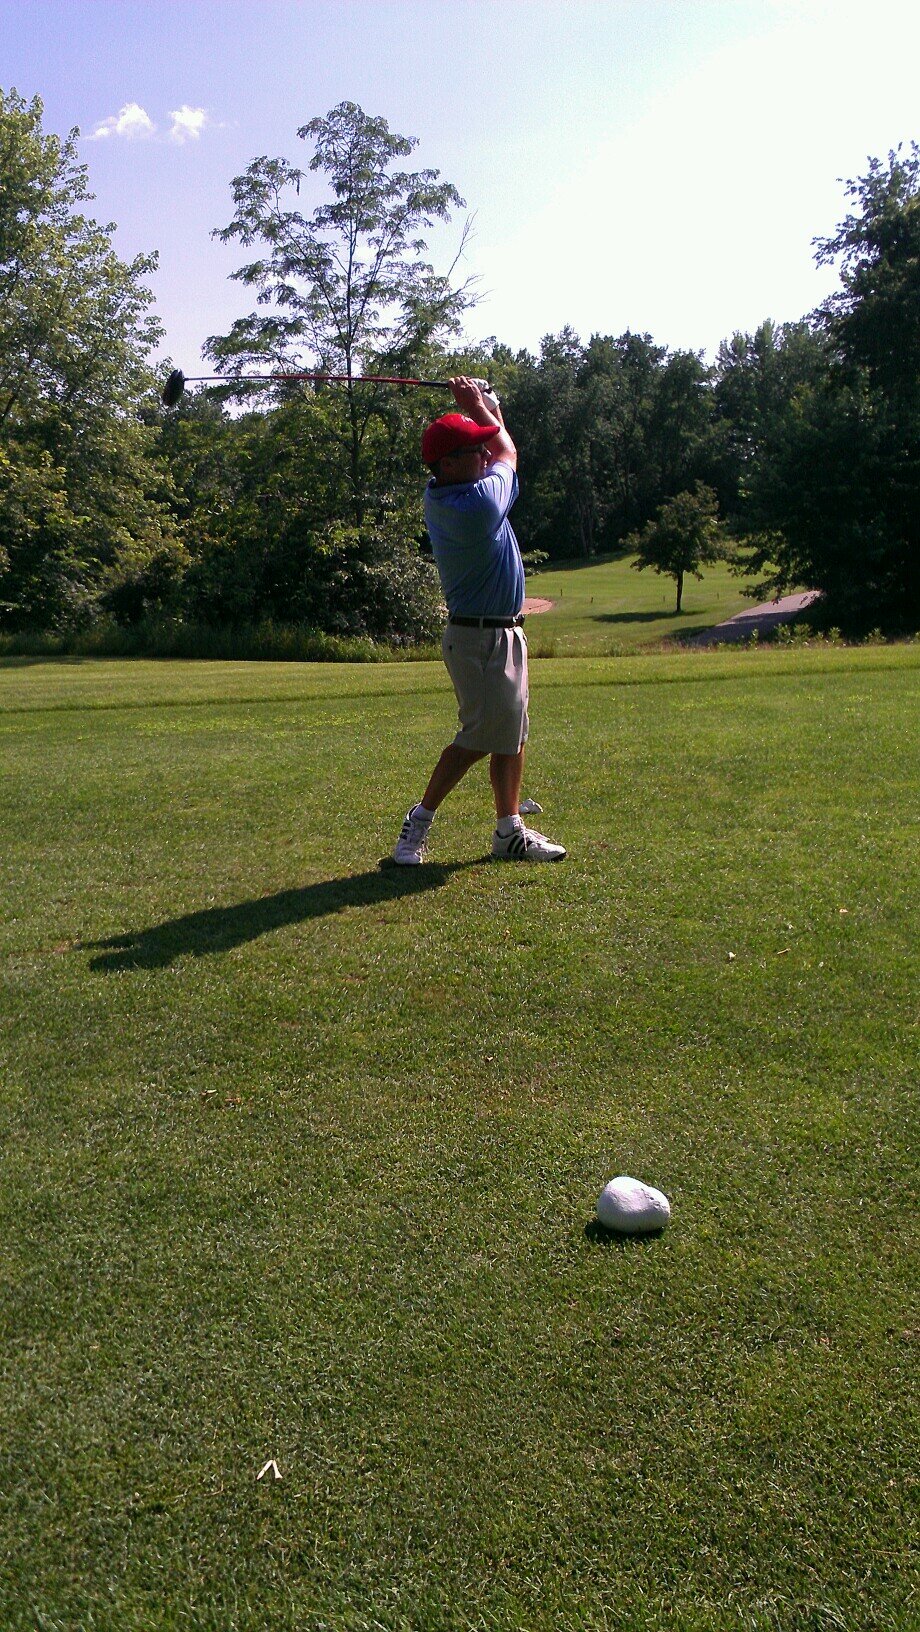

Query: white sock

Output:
[496, 814, 523, 837]
[412, 804, 436, 824]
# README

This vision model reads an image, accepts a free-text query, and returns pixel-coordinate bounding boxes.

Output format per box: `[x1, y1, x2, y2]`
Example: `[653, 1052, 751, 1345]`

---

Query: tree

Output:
[815, 144, 920, 404]
[712, 319, 828, 592]
[170, 395, 444, 642]
[597, 331, 668, 535]
[629, 483, 728, 612]
[505, 329, 722, 562]
[730, 151, 920, 628]
[646, 346, 720, 506]
[0, 89, 180, 630]
[208, 101, 474, 527]
[713, 319, 825, 490]
[813, 145, 920, 623]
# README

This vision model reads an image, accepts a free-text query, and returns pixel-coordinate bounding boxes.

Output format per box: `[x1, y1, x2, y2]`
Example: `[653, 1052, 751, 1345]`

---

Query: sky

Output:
[3, 0, 919, 372]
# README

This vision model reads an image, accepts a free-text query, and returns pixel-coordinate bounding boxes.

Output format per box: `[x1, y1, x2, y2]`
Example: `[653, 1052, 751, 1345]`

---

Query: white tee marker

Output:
[597, 1176, 671, 1234]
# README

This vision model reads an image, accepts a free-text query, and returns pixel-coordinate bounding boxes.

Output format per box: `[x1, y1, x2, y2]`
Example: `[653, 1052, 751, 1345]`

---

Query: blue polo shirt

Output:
[424, 461, 525, 618]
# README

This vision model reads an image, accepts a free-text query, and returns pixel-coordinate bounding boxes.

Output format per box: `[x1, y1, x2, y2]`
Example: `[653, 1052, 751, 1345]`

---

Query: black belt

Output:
[448, 614, 525, 628]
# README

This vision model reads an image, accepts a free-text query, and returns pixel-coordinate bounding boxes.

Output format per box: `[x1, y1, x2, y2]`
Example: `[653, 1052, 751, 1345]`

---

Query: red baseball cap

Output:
[421, 412, 495, 466]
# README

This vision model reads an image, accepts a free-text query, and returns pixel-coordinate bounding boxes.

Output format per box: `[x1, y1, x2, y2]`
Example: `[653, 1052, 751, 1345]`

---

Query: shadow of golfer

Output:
[84, 859, 477, 972]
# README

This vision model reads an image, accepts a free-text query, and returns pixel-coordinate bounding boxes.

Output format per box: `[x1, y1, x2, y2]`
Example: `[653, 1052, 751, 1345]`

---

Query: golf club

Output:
[161, 369, 492, 408]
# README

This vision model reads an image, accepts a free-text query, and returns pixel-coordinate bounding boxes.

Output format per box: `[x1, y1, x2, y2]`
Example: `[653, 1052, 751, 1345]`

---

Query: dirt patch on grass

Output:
[522, 597, 554, 615]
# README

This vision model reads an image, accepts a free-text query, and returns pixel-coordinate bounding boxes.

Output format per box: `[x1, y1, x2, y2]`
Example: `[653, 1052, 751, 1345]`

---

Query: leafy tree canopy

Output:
[207, 101, 475, 526]
[504, 329, 721, 560]
[0, 88, 179, 629]
[815, 143, 920, 400]
[731, 149, 920, 627]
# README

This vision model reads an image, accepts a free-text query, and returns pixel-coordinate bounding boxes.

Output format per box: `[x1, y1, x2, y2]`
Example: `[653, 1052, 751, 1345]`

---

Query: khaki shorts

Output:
[441, 622, 529, 755]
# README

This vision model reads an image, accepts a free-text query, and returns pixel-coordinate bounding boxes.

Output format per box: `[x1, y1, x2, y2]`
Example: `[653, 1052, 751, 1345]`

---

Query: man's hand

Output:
[449, 376, 500, 428]
[474, 379, 502, 413]
[449, 375, 517, 470]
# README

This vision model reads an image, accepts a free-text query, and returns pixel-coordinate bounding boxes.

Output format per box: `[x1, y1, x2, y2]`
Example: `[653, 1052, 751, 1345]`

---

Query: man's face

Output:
[438, 443, 491, 484]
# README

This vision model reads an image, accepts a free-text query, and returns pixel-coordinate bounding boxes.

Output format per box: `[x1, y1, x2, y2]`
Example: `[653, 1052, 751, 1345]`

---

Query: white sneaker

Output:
[393, 808, 432, 865]
[492, 824, 566, 862]
[519, 797, 543, 815]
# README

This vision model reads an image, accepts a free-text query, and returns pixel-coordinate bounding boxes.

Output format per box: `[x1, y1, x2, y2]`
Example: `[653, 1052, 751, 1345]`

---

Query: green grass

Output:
[524, 552, 761, 654]
[1, 649, 918, 1631]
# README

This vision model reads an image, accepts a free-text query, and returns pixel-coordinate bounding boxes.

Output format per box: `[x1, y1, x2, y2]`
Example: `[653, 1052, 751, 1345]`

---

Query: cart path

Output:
[687, 591, 821, 646]
[520, 590, 820, 638]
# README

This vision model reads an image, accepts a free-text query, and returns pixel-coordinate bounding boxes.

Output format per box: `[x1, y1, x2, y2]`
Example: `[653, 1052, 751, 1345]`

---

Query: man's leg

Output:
[489, 747, 525, 820]
[420, 744, 487, 812]
[392, 744, 485, 864]
[490, 744, 566, 862]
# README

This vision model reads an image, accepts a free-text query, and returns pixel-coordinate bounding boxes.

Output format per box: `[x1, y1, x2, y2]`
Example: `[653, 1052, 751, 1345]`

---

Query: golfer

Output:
[393, 376, 566, 864]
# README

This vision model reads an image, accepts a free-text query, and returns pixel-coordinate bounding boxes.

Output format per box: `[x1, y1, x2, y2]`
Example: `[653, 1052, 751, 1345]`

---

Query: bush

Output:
[0, 617, 441, 663]
[521, 549, 550, 574]
[181, 514, 444, 647]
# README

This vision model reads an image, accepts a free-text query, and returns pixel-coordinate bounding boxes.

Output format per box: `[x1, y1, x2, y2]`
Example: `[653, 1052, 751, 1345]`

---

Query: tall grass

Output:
[0, 616, 440, 664]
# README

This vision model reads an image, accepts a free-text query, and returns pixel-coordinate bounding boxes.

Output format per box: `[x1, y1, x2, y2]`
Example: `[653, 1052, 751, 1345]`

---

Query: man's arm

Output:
[449, 376, 518, 470]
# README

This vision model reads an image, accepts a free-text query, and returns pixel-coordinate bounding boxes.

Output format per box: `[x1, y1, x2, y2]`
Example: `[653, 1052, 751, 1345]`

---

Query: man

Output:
[392, 375, 566, 865]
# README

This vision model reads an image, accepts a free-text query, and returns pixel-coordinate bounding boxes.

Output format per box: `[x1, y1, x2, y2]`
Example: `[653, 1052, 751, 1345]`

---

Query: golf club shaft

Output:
[182, 372, 455, 388]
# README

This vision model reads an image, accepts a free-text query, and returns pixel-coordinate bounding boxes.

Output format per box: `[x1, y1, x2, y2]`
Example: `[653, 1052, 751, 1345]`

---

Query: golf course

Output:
[2, 640, 917, 1631]
[520, 553, 762, 656]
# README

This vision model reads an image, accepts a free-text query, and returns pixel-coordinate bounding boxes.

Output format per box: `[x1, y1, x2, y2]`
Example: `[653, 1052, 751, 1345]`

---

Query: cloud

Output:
[85, 103, 214, 147]
[168, 106, 209, 143]
[88, 102, 156, 141]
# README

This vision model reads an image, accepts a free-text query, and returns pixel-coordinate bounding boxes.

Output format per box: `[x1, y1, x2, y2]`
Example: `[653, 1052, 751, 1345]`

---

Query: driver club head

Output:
[161, 369, 186, 408]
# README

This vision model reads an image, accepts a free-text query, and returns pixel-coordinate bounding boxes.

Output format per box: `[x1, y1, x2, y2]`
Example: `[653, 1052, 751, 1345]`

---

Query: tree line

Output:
[2, 88, 918, 646]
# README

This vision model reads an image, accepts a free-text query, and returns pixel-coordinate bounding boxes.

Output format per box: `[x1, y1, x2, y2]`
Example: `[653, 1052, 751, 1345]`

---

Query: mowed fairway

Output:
[1, 649, 917, 1632]
[523, 554, 760, 654]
